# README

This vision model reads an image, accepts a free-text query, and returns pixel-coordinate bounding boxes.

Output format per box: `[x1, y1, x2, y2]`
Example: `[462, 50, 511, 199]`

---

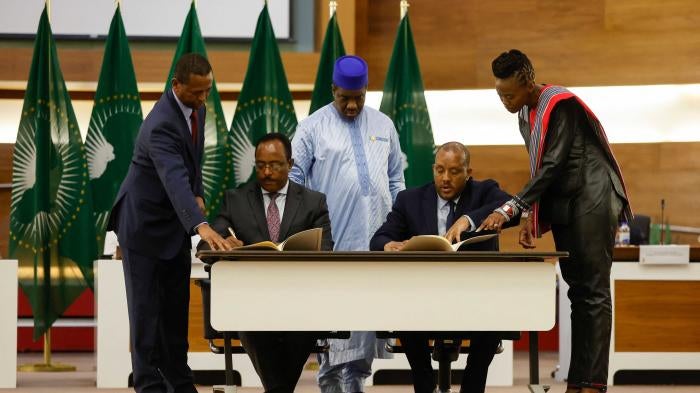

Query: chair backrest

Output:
[630, 215, 651, 245]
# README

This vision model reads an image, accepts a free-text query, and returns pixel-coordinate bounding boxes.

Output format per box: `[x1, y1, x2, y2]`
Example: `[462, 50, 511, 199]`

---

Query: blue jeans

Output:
[317, 356, 372, 393]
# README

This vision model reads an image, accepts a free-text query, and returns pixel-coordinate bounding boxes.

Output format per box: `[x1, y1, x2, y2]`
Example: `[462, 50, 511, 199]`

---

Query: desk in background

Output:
[556, 247, 700, 385]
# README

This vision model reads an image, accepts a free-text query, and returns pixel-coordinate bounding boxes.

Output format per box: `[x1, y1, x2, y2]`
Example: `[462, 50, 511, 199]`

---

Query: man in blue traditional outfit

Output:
[480, 49, 632, 393]
[290, 55, 405, 393]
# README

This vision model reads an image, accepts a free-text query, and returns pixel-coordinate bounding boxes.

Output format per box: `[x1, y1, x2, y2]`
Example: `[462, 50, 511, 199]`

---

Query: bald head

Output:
[435, 142, 470, 167]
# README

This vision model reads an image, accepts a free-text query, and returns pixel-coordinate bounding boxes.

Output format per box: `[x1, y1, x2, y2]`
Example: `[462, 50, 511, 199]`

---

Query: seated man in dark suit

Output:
[370, 141, 519, 393]
[202, 132, 333, 393]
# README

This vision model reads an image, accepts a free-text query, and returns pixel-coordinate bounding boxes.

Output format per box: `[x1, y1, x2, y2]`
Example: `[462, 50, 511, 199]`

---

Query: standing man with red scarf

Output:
[456, 49, 632, 393]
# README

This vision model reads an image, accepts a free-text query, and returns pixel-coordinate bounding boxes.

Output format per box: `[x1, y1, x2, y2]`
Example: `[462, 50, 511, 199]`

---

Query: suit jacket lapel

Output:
[423, 185, 439, 235]
[248, 184, 271, 240]
[456, 178, 473, 215]
[278, 182, 301, 241]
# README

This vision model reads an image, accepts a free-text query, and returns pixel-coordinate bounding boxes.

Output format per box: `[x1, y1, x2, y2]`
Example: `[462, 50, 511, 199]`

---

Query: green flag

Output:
[166, 1, 231, 220]
[85, 5, 142, 253]
[229, 3, 297, 187]
[309, 13, 346, 114]
[9, 6, 97, 340]
[380, 14, 435, 188]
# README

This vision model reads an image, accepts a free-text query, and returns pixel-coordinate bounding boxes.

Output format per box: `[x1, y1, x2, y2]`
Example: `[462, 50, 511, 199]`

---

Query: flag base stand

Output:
[17, 363, 76, 372]
[17, 329, 76, 372]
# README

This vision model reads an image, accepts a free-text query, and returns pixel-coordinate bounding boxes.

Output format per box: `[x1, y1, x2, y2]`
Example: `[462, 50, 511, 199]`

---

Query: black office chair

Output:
[629, 214, 651, 245]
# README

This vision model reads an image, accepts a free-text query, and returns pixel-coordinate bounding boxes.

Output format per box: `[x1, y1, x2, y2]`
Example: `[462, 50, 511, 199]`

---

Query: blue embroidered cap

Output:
[332, 55, 368, 90]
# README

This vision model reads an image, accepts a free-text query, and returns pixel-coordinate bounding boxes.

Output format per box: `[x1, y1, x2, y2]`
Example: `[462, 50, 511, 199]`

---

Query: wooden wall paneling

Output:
[356, 0, 700, 90]
[604, 0, 700, 32]
[614, 142, 700, 227]
[615, 280, 700, 352]
[0, 190, 9, 258]
[0, 144, 11, 182]
[0, 144, 13, 258]
[315, 0, 360, 55]
[0, 45, 321, 86]
[658, 142, 700, 170]
[3, 0, 700, 88]
[125, 50, 322, 86]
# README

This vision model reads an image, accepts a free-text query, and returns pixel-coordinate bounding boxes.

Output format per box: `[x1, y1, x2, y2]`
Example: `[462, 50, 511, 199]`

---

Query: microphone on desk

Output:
[660, 198, 666, 244]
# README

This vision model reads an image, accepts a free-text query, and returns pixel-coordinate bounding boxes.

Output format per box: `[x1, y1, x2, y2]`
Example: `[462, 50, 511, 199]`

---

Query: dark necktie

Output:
[445, 200, 457, 231]
[266, 193, 281, 242]
[189, 110, 198, 145]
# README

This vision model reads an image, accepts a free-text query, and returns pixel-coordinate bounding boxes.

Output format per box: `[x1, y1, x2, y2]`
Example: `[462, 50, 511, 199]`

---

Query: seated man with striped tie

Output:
[201, 132, 333, 393]
[369, 141, 519, 393]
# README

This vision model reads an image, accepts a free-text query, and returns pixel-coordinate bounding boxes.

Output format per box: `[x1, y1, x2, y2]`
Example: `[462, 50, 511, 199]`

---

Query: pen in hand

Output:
[227, 227, 237, 239]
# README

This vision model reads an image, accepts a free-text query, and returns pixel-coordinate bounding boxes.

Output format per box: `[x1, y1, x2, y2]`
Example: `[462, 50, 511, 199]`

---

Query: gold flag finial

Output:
[330, 0, 338, 17]
[400, 0, 409, 19]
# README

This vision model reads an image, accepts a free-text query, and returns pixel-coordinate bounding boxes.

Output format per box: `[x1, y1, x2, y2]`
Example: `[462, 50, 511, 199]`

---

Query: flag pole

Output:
[400, 0, 409, 19]
[330, 0, 338, 17]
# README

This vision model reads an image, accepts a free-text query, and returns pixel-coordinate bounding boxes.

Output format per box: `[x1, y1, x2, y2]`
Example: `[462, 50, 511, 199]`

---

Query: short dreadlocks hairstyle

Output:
[491, 49, 535, 86]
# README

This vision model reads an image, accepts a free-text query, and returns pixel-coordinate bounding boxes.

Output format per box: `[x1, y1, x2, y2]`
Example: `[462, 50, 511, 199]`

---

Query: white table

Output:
[205, 251, 561, 392]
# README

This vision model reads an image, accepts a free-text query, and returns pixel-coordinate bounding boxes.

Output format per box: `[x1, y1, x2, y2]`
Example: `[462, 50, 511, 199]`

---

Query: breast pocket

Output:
[366, 136, 391, 166]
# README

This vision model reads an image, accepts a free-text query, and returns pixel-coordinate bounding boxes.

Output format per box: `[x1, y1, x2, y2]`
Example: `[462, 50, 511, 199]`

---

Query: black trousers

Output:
[238, 331, 317, 393]
[552, 191, 622, 391]
[122, 245, 196, 393]
[398, 333, 500, 393]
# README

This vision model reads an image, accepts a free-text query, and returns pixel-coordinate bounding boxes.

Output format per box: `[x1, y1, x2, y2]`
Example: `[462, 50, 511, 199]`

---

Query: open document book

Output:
[234, 228, 323, 251]
[400, 233, 498, 251]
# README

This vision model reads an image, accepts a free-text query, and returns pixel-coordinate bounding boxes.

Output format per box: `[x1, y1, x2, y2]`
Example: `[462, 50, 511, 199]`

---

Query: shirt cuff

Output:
[463, 215, 476, 232]
[193, 222, 208, 234]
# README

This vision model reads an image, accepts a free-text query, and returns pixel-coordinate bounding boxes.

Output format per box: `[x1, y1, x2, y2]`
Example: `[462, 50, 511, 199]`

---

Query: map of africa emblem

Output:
[11, 102, 88, 253]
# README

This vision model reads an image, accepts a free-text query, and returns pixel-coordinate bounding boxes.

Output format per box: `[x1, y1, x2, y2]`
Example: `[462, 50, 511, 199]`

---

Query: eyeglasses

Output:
[255, 161, 287, 172]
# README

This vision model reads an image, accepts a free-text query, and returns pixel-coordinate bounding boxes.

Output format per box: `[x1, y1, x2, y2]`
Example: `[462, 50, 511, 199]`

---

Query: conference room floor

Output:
[13, 351, 696, 392]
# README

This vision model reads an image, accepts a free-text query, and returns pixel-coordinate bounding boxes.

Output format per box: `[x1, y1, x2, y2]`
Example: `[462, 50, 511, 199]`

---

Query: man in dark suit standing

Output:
[205, 132, 333, 393]
[370, 142, 518, 393]
[108, 53, 231, 393]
